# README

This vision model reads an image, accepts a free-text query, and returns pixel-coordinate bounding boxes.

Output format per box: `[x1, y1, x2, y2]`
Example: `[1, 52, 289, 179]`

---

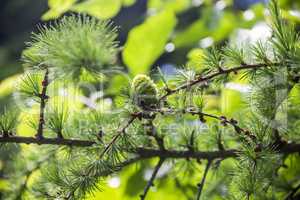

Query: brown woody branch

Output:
[98, 112, 140, 159]
[196, 160, 212, 200]
[140, 158, 165, 200]
[135, 142, 300, 160]
[150, 107, 257, 142]
[0, 136, 299, 159]
[159, 62, 280, 101]
[0, 136, 95, 146]
[36, 68, 49, 139]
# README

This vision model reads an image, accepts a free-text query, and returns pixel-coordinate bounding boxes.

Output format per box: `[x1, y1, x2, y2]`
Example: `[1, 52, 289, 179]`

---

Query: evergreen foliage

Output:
[0, 1, 300, 199]
[22, 15, 119, 78]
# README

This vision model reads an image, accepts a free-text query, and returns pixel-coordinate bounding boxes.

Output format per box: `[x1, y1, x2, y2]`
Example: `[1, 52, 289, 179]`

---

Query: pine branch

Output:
[135, 142, 300, 160]
[195, 160, 212, 200]
[150, 107, 257, 142]
[159, 62, 281, 101]
[7, 2, 299, 198]
[0, 136, 299, 159]
[98, 112, 140, 159]
[140, 158, 165, 200]
[135, 147, 237, 160]
[36, 68, 49, 139]
[0, 136, 95, 146]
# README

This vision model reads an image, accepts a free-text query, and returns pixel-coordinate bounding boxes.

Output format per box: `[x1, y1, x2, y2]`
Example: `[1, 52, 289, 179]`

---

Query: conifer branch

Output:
[134, 142, 300, 160]
[36, 68, 49, 139]
[98, 112, 140, 159]
[135, 147, 237, 160]
[196, 160, 212, 200]
[0, 136, 234, 159]
[150, 108, 257, 142]
[159, 62, 281, 101]
[0, 136, 95, 146]
[140, 158, 165, 200]
[2, 1, 300, 198]
[0, 137, 299, 159]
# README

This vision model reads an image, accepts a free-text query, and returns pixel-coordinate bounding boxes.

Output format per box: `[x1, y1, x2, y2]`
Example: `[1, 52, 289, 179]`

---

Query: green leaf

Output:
[211, 12, 237, 42]
[289, 84, 300, 105]
[42, 0, 76, 20]
[148, 0, 190, 13]
[123, 10, 177, 75]
[71, 0, 122, 19]
[173, 9, 238, 48]
[175, 20, 208, 48]
[122, 0, 136, 7]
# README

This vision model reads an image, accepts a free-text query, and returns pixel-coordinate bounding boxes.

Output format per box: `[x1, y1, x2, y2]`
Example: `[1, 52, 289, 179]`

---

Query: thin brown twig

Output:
[36, 68, 49, 139]
[140, 158, 165, 200]
[98, 113, 140, 159]
[159, 62, 280, 101]
[196, 160, 212, 200]
[150, 107, 257, 142]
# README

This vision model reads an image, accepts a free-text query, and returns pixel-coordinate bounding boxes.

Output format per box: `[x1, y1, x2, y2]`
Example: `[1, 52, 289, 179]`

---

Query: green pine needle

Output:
[47, 102, 69, 136]
[22, 15, 119, 78]
[0, 108, 17, 134]
[17, 72, 43, 101]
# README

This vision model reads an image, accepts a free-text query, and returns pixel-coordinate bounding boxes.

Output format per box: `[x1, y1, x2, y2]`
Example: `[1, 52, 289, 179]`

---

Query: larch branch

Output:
[140, 158, 165, 200]
[159, 62, 281, 101]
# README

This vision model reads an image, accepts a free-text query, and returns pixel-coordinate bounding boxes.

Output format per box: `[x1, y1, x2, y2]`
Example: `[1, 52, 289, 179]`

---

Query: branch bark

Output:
[36, 68, 49, 139]
[159, 62, 281, 101]
[135, 142, 300, 160]
[140, 158, 165, 200]
[98, 113, 140, 159]
[0, 136, 299, 160]
[196, 160, 212, 200]
[0, 136, 95, 146]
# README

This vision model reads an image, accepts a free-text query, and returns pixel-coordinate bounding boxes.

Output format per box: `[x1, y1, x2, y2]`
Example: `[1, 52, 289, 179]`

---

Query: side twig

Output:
[159, 62, 280, 101]
[140, 158, 165, 200]
[36, 68, 49, 139]
[196, 160, 212, 200]
[150, 107, 257, 142]
[98, 113, 140, 159]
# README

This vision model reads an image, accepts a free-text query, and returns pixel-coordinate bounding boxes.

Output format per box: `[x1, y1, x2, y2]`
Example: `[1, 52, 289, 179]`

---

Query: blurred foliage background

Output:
[0, 0, 300, 199]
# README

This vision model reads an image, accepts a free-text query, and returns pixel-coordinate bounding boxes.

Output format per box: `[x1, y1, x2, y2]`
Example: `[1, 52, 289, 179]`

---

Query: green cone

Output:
[131, 74, 158, 109]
